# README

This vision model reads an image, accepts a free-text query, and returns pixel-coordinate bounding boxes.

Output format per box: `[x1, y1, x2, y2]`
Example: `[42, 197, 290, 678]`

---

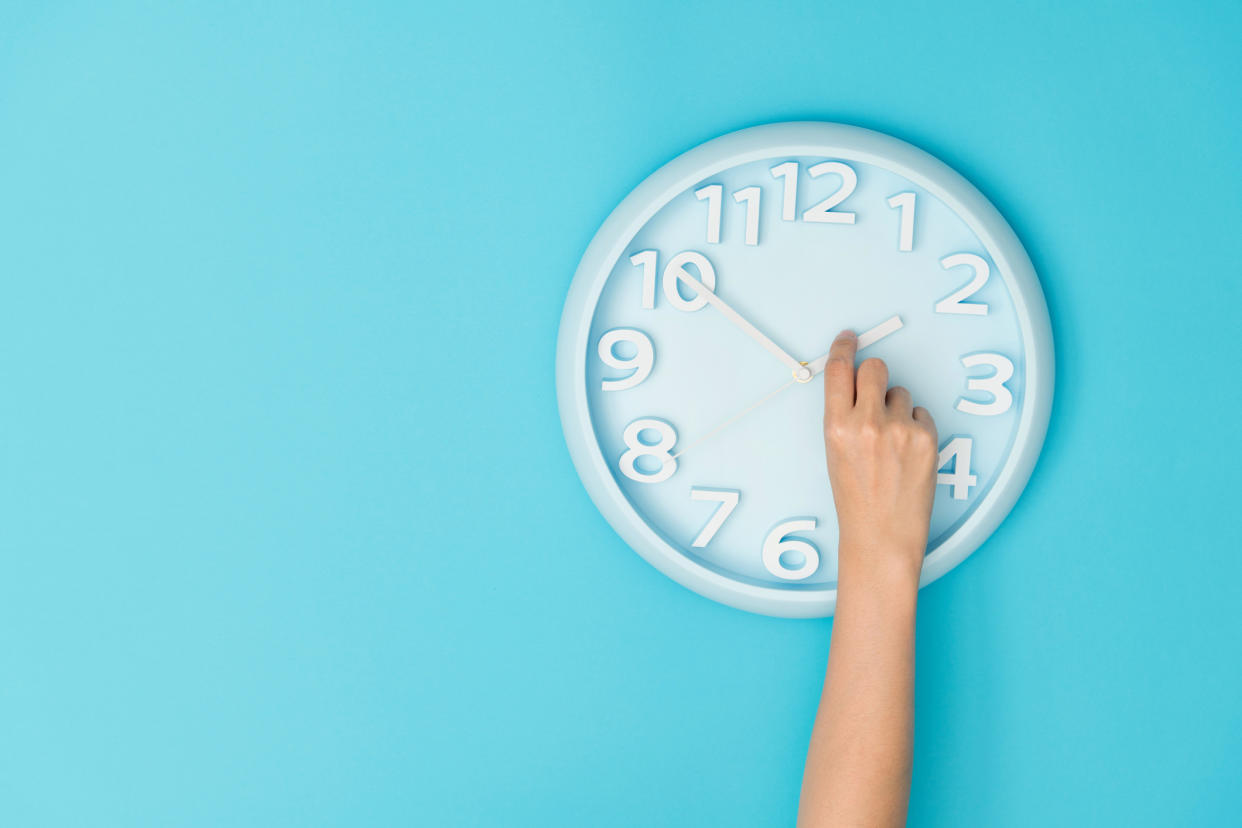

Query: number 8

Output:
[619, 418, 678, 484]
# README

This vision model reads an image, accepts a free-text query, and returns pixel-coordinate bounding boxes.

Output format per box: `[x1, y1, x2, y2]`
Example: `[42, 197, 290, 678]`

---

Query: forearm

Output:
[801, 329, 936, 827]
[797, 556, 920, 828]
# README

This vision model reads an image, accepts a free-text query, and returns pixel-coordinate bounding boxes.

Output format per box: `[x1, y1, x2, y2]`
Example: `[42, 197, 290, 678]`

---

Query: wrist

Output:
[836, 536, 924, 597]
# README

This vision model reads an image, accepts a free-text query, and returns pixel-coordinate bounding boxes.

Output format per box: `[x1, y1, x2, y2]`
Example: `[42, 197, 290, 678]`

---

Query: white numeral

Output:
[598, 329, 654, 391]
[695, 184, 723, 244]
[662, 251, 717, 312]
[955, 353, 1015, 416]
[802, 161, 857, 224]
[936, 437, 978, 500]
[935, 253, 990, 315]
[887, 191, 915, 251]
[732, 186, 761, 245]
[762, 518, 820, 580]
[770, 161, 798, 221]
[629, 250, 658, 309]
[690, 488, 740, 548]
[619, 419, 678, 484]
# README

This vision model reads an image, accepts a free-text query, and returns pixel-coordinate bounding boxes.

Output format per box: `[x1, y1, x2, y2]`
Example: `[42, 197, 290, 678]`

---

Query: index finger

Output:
[822, 329, 858, 422]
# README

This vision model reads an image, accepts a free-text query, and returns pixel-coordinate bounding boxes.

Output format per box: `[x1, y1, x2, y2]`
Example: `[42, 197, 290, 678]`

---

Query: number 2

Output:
[936, 253, 990, 315]
[802, 161, 857, 224]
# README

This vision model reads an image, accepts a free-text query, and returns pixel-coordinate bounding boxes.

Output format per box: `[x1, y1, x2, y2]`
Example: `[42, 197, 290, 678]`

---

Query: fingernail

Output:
[838, 329, 856, 339]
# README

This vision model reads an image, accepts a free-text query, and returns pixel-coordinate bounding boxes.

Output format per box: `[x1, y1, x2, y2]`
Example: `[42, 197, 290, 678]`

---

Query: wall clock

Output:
[556, 121, 1053, 618]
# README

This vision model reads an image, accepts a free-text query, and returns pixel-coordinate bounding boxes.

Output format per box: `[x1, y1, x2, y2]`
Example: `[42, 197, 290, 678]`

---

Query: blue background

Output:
[2, 1, 1239, 825]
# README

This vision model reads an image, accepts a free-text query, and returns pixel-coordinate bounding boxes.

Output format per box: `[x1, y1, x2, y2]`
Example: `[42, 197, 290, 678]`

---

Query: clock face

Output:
[556, 122, 1053, 618]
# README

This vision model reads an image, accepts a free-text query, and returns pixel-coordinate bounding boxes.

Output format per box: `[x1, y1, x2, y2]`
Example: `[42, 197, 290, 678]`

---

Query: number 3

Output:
[955, 353, 1014, 416]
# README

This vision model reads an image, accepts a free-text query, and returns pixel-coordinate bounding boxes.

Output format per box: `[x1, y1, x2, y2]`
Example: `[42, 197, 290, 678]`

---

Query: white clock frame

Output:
[556, 121, 1054, 618]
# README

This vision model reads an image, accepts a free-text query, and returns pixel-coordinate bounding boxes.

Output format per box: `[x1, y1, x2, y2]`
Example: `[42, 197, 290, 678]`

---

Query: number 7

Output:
[690, 488, 740, 548]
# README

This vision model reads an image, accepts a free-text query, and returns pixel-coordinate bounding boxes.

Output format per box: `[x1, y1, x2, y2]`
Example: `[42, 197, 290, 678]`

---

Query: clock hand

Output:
[672, 314, 905, 461]
[670, 378, 797, 460]
[673, 269, 813, 382]
[805, 314, 904, 375]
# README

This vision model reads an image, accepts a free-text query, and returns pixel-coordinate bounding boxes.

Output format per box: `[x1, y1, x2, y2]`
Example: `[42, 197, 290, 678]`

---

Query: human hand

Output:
[822, 329, 938, 589]
[801, 329, 934, 828]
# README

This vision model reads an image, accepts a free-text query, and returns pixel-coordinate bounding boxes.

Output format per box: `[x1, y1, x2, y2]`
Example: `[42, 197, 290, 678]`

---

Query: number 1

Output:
[629, 250, 658, 309]
[887, 192, 915, 251]
[770, 161, 798, 221]
[732, 186, 760, 245]
[695, 184, 723, 244]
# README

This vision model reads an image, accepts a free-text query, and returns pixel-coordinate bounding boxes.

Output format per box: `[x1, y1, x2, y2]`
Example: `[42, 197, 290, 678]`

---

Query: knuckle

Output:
[914, 428, 938, 459]
[830, 422, 855, 443]
[859, 357, 887, 374]
[857, 420, 881, 442]
[889, 422, 913, 446]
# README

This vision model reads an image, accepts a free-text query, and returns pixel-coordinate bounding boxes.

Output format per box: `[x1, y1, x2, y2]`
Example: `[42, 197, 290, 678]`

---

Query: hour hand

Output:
[674, 269, 812, 382]
[806, 314, 905, 375]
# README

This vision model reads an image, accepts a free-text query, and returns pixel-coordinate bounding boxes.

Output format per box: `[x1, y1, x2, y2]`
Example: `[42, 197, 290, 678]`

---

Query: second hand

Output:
[670, 378, 796, 461]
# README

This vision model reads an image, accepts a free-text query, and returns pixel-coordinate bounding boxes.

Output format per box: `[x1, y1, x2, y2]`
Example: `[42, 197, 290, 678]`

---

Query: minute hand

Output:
[675, 270, 812, 382]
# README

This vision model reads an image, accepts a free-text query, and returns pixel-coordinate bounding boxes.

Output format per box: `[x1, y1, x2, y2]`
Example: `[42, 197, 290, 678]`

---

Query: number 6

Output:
[762, 519, 820, 580]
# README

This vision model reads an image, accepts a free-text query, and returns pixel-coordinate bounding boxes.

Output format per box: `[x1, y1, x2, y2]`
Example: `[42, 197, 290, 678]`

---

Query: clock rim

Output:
[555, 120, 1054, 619]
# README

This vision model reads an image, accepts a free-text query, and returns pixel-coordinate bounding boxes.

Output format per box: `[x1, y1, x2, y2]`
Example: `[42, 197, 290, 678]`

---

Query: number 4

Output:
[937, 437, 978, 500]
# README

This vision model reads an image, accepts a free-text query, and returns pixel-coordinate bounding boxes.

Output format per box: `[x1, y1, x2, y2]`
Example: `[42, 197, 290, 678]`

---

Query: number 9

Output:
[598, 329, 655, 391]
